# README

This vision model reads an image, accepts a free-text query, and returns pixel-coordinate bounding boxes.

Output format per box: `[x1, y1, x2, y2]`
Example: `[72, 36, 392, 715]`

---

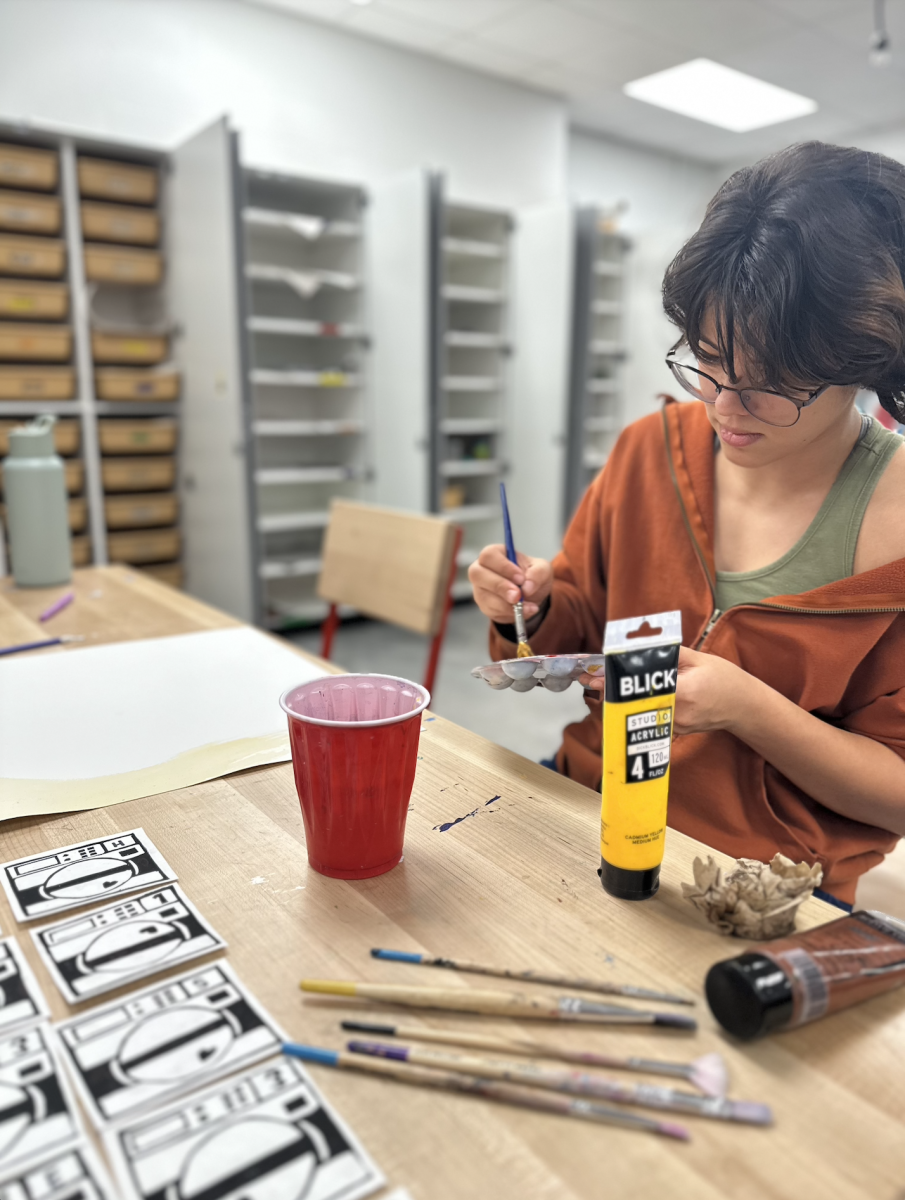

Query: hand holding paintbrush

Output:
[499, 482, 534, 657]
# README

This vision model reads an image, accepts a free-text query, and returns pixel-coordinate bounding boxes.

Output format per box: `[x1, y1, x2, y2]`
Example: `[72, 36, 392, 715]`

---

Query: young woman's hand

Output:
[672, 646, 754, 735]
[468, 544, 554, 624]
[579, 646, 755, 734]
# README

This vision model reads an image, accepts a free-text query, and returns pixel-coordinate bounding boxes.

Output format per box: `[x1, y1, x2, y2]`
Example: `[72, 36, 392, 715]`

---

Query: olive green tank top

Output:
[714, 415, 903, 611]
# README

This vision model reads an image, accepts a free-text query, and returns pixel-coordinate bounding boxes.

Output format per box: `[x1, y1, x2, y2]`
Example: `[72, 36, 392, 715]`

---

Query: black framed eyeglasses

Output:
[665, 357, 830, 428]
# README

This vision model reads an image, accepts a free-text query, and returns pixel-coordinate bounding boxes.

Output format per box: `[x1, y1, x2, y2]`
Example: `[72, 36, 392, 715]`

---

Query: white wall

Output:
[568, 131, 721, 423]
[0, 0, 566, 211]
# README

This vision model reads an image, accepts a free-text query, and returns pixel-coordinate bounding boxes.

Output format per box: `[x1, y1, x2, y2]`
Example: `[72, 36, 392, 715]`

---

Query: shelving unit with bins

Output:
[0, 125, 182, 584]
[565, 207, 629, 522]
[434, 196, 512, 599]
[242, 169, 369, 628]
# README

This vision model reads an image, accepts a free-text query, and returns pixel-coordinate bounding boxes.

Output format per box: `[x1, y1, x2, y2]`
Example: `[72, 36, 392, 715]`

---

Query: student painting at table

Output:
[470, 142, 905, 910]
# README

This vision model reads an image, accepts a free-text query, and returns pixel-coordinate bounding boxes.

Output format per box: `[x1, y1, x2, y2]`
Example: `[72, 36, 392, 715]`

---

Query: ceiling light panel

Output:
[623, 57, 818, 132]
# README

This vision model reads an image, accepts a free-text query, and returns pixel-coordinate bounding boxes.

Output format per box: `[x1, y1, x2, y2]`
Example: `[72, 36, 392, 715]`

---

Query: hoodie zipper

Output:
[660, 409, 905, 646]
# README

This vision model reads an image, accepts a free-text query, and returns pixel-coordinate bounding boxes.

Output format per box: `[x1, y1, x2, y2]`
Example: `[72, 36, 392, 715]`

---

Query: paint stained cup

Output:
[280, 674, 430, 879]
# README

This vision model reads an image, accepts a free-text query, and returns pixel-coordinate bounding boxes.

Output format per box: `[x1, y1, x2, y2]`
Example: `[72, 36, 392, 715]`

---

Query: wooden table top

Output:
[2, 567, 904, 1200]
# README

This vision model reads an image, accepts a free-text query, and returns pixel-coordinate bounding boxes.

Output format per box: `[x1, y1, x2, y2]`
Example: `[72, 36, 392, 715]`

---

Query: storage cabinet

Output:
[0, 124, 183, 585]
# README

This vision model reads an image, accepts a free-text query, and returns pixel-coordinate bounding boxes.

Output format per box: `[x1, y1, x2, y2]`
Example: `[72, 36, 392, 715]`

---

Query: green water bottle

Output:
[3, 414, 72, 586]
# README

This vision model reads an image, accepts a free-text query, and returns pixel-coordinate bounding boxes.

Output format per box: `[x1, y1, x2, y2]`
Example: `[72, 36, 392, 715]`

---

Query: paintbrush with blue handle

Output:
[500, 481, 533, 658]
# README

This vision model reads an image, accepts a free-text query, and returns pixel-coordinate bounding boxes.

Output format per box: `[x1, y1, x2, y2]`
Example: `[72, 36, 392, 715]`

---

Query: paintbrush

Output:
[346, 1040, 769, 1126]
[500, 481, 533, 658]
[281, 1041, 689, 1140]
[299, 980, 696, 1029]
[340, 1021, 728, 1098]
[0, 634, 84, 658]
[370, 948, 694, 1006]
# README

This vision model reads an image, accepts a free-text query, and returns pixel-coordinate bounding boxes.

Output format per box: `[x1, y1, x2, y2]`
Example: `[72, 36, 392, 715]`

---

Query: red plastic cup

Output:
[280, 674, 430, 879]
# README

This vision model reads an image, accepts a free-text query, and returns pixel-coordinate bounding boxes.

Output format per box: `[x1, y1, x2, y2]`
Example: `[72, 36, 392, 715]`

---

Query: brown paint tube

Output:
[705, 910, 905, 1040]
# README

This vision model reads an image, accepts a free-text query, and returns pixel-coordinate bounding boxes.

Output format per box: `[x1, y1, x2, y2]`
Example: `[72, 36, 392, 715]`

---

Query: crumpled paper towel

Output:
[682, 853, 824, 939]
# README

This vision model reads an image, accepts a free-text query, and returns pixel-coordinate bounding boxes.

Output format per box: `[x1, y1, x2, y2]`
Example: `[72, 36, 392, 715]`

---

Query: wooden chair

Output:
[317, 499, 462, 697]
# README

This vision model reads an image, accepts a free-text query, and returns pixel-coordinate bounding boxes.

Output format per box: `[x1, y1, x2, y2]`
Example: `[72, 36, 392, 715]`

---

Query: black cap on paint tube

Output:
[705, 952, 794, 1040]
[598, 860, 661, 901]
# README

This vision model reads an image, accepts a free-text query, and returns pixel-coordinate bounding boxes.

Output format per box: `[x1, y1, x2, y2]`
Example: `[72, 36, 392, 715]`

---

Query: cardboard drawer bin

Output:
[0, 144, 57, 192]
[98, 419, 177, 455]
[71, 534, 91, 567]
[0, 366, 75, 399]
[0, 416, 79, 455]
[108, 526, 180, 564]
[78, 157, 158, 205]
[91, 331, 167, 365]
[95, 366, 178, 401]
[0, 190, 61, 235]
[0, 323, 71, 361]
[0, 279, 68, 320]
[105, 491, 178, 529]
[102, 456, 176, 492]
[81, 202, 159, 246]
[140, 561, 183, 588]
[0, 235, 65, 277]
[84, 244, 162, 285]
[67, 496, 87, 533]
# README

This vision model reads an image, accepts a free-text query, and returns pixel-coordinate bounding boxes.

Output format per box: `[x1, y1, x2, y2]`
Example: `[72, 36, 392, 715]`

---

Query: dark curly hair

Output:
[662, 141, 905, 422]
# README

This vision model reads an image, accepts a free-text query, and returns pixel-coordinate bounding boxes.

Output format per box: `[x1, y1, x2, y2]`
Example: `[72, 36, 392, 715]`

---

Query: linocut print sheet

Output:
[104, 1057, 385, 1200]
[0, 939, 48, 1036]
[32, 886, 226, 1005]
[54, 962, 286, 1128]
[0, 1025, 82, 1174]
[0, 1141, 117, 1200]
[0, 830, 177, 923]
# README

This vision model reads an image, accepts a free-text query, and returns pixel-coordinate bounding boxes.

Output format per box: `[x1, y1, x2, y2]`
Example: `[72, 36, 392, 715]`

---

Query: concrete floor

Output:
[289, 600, 590, 764]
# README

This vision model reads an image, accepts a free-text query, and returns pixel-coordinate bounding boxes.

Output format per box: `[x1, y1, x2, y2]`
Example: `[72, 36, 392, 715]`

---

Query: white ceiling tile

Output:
[754, 0, 874, 26]
[435, 34, 542, 79]
[562, 0, 794, 54]
[338, 4, 453, 50]
[375, 0, 530, 34]
[472, 0, 613, 58]
[244, 0, 351, 21]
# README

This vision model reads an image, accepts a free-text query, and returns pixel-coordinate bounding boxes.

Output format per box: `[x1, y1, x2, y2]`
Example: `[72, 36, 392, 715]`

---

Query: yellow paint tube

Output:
[599, 611, 682, 901]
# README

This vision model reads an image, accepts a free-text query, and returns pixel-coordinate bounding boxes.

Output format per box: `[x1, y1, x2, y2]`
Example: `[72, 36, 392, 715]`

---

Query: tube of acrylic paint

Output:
[705, 910, 905, 1040]
[599, 610, 682, 902]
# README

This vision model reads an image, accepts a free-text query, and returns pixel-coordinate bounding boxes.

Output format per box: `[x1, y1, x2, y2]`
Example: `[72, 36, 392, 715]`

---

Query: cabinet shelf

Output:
[583, 449, 608, 470]
[592, 299, 623, 316]
[442, 284, 504, 304]
[584, 415, 621, 433]
[445, 330, 508, 350]
[439, 503, 498, 522]
[439, 458, 501, 478]
[442, 375, 498, 393]
[246, 262, 359, 297]
[255, 465, 359, 485]
[257, 509, 330, 533]
[259, 555, 323, 580]
[440, 417, 501, 435]
[456, 546, 479, 568]
[442, 236, 504, 259]
[587, 378, 620, 395]
[253, 419, 361, 437]
[590, 340, 626, 357]
[244, 207, 359, 239]
[247, 316, 364, 339]
[594, 260, 623, 277]
[249, 368, 359, 388]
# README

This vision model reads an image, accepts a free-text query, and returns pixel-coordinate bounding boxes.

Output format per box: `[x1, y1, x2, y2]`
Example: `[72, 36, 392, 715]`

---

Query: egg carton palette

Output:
[471, 653, 606, 692]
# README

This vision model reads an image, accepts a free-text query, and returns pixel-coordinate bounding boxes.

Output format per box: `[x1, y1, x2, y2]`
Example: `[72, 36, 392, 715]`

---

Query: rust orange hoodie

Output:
[490, 400, 905, 904]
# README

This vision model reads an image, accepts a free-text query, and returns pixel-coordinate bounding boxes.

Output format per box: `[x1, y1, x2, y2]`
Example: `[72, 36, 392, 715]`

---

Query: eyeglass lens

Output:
[669, 362, 801, 428]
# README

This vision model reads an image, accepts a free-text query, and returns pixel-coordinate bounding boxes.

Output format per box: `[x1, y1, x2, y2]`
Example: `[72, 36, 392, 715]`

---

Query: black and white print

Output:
[0, 1026, 82, 1173]
[1, 830, 177, 923]
[54, 962, 286, 1128]
[103, 1056, 384, 1200]
[0, 1141, 117, 1200]
[31, 886, 226, 1005]
[0, 940, 48, 1036]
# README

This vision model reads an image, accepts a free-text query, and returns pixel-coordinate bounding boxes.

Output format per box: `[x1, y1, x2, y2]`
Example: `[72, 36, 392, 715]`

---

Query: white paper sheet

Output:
[0, 627, 328, 819]
[0, 1142, 117, 1200]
